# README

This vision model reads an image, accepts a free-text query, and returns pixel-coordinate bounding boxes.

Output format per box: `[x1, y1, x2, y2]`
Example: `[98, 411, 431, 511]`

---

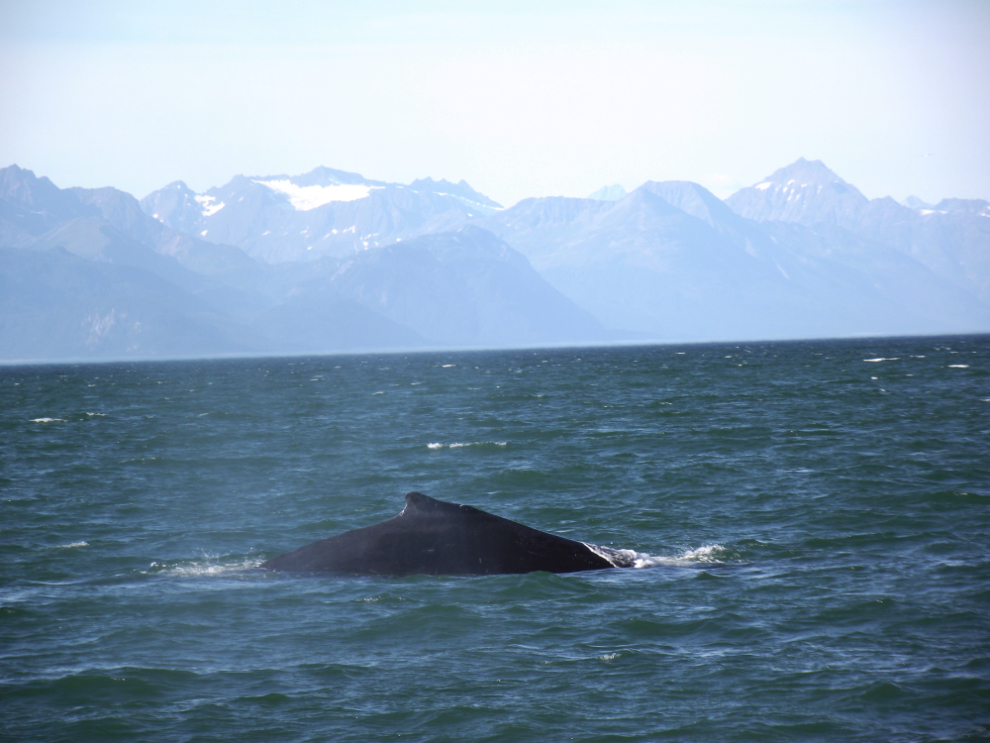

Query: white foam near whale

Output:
[587, 543, 728, 568]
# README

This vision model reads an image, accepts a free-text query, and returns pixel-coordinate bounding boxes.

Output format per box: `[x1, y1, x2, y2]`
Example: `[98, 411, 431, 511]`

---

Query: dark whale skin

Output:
[260, 492, 624, 576]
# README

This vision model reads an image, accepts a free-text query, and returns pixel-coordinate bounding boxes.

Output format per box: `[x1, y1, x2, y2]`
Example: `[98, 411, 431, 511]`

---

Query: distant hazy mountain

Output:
[0, 246, 263, 360]
[929, 198, 990, 217]
[479, 171, 988, 341]
[409, 177, 502, 209]
[727, 158, 990, 304]
[588, 184, 627, 201]
[3, 159, 988, 361]
[1, 165, 601, 361]
[141, 167, 503, 264]
[0, 165, 267, 359]
[724, 158, 868, 225]
[243, 225, 607, 350]
[322, 226, 606, 347]
[902, 195, 933, 211]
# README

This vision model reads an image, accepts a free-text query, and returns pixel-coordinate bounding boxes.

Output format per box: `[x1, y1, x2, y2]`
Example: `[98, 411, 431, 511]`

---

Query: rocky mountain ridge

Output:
[141, 167, 503, 264]
[1, 165, 600, 361]
[476, 172, 987, 341]
[727, 158, 990, 303]
[2, 159, 987, 361]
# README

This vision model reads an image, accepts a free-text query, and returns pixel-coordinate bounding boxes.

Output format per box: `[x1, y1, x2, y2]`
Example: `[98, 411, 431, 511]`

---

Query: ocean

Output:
[2, 336, 988, 742]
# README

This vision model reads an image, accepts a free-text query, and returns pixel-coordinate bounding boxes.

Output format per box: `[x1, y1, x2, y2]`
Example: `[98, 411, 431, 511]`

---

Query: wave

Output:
[427, 441, 508, 449]
[586, 542, 730, 568]
[30, 413, 105, 423]
[145, 557, 263, 578]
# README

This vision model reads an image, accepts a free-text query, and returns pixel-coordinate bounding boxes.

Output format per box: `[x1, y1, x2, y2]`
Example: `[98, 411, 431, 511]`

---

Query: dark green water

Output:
[2, 337, 988, 742]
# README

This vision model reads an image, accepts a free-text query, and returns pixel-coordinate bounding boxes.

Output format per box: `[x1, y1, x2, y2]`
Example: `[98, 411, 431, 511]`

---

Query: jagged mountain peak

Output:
[758, 157, 850, 188]
[409, 176, 502, 209]
[158, 180, 195, 193]
[289, 166, 387, 188]
[0, 163, 100, 232]
[591, 181, 734, 228]
[932, 197, 990, 217]
[725, 158, 868, 225]
[140, 179, 209, 231]
[1, 163, 68, 205]
[638, 180, 740, 226]
[139, 167, 503, 262]
[1, 163, 43, 188]
[588, 184, 627, 201]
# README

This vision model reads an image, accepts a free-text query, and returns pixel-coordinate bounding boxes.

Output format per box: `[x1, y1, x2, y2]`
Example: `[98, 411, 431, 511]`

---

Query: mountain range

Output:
[1, 159, 987, 362]
[141, 168, 502, 264]
[476, 163, 987, 340]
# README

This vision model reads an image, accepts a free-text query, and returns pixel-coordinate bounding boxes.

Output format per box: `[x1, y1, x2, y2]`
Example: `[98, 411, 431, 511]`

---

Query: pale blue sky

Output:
[1, 1, 987, 206]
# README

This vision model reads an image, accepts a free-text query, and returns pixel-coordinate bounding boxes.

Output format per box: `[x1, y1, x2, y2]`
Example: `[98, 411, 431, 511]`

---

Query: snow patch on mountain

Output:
[253, 179, 383, 210]
[194, 194, 225, 217]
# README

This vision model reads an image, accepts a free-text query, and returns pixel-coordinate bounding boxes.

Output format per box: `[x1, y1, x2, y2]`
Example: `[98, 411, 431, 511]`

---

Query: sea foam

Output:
[427, 441, 507, 449]
[147, 557, 263, 577]
[587, 543, 729, 568]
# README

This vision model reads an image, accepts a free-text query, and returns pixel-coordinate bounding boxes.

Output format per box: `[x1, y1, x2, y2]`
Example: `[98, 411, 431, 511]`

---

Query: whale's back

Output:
[260, 492, 617, 576]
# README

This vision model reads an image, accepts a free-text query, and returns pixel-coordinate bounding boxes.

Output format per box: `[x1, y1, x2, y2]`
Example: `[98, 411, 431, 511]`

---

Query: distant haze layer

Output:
[1, 157, 987, 362]
[0, 1, 988, 207]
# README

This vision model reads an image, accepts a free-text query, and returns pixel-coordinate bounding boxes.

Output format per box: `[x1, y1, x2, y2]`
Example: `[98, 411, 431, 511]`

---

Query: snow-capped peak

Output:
[253, 179, 383, 211]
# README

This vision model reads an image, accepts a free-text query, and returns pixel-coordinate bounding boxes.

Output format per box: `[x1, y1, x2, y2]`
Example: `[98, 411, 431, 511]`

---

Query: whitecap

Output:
[148, 557, 262, 577]
[30, 417, 65, 423]
[427, 442, 443, 449]
[53, 541, 88, 549]
[587, 543, 729, 568]
[681, 544, 726, 561]
[864, 357, 898, 363]
[948, 364, 969, 369]
[429, 441, 507, 449]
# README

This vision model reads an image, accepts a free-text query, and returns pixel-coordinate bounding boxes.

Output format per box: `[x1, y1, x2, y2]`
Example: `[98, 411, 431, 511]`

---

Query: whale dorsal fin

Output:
[403, 491, 444, 514]
[402, 491, 477, 518]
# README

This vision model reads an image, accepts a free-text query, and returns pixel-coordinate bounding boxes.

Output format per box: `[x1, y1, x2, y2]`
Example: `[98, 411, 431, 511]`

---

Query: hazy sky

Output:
[1, 0, 987, 206]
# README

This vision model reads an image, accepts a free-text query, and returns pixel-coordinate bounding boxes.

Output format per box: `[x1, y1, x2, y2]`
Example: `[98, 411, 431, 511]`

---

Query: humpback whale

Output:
[261, 492, 633, 576]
